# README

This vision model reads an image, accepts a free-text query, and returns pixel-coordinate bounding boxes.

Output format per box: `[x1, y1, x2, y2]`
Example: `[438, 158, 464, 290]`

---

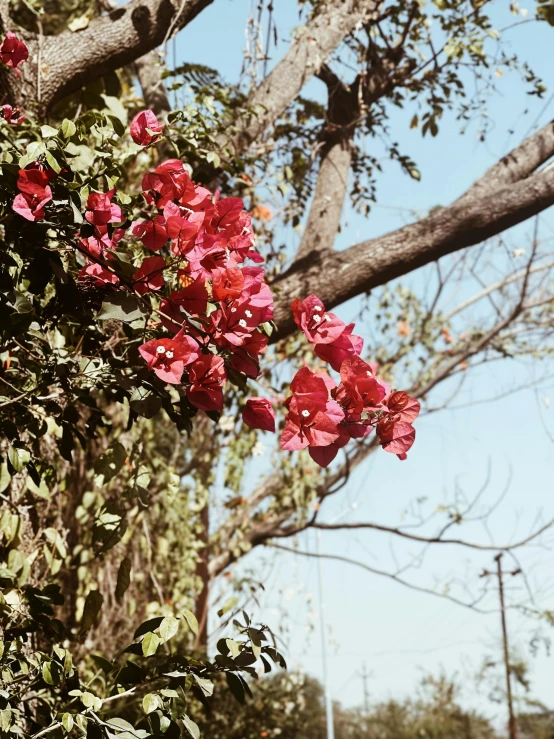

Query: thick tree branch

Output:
[271, 128, 554, 340]
[225, 0, 383, 155]
[458, 120, 554, 202]
[135, 50, 171, 116]
[1, 0, 213, 109]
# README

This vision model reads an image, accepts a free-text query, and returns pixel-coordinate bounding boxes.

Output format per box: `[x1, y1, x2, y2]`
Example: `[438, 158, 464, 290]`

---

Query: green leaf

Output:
[192, 674, 213, 697]
[81, 692, 102, 710]
[134, 616, 164, 639]
[19, 141, 46, 169]
[80, 590, 103, 635]
[181, 608, 198, 635]
[217, 596, 238, 617]
[115, 557, 131, 603]
[97, 294, 147, 323]
[206, 151, 220, 168]
[42, 660, 63, 685]
[41, 124, 59, 139]
[225, 672, 245, 704]
[62, 713, 74, 732]
[105, 718, 135, 732]
[7, 446, 30, 473]
[226, 638, 240, 659]
[68, 15, 89, 31]
[142, 693, 159, 714]
[141, 632, 160, 657]
[159, 615, 179, 643]
[0, 709, 12, 733]
[182, 715, 200, 739]
[64, 143, 95, 172]
[0, 464, 11, 493]
[94, 441, 127, 485]
[101, 94, 128, 125]
[61, 119, 77, 138]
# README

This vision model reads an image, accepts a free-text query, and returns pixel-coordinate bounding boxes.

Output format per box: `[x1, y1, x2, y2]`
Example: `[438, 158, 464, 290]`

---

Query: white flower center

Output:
[301, 409, 310, 418]
[165, 350, 174, 359]
[231, 307, 237, 313]
[156, 346, 166, 354]
[239, 319, 247, 328]
[313, 315, 321, 323]
[245, 310, 252, 318]
[324, 314, 331, 321]
[313, 306, 322, 312]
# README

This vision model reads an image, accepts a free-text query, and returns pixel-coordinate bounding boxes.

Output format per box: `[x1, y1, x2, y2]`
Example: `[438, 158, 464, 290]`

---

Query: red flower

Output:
[12, 165, 58, 221]
[376, 418, 416, 460]
[210, 300, 262, 347]
[186, 355, 226, 411]
[78, 263, 119, 287]
[132, 256, 166, 295]
[333, 356, 387, 420]
[17, 165, 56, 192]
[212, 267, 244, 303]
[280, 367, 344, 452]
[281, 396, 343, 451]
[130, 110, 163, 146]
[385, 391, 420, 424]
[159, 279, 209, 331]
[85, 190, 123, 227]
[1, 104, 25, 124]
[132, 215, 168, 251]
[164, 202, 199, 255]
[0, 33, 28, 69]
[228, 330, 268, 378]
[291, 295, 346, 345]
[242, 397, 276, 432]
[139, 330, 200, 385]
[212, 197, 244, 229]
[142, 159, 196, 208]
[313, 324, 364, 372]
[13, 188, 52, 221]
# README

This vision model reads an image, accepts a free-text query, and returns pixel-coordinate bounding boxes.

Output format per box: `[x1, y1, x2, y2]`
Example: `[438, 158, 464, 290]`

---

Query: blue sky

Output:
[171, 0, 554, 725]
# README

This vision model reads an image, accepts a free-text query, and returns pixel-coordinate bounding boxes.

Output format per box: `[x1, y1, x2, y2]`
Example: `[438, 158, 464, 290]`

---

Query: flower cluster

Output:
[0, 33, 28, 70]
[291, 295, 363, 371]
[12, 163, 56, 221]
[130, 156, 273, 409]
[6, 100, 420, 469]
[277, 295, 420, 467]
[0, 34, 28, 127]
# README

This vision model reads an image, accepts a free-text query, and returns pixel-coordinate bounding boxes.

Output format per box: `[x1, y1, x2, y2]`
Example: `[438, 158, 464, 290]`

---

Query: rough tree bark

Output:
[225, 0, 384, 155]
[135, 50, 171, 117]
[0, 0, 213, 110]
[270, 121, 554, 340]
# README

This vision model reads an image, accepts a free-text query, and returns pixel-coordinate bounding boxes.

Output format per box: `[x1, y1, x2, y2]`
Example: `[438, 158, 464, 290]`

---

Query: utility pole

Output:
[481, 553, 521, 739]
[316, 530, 335, 739]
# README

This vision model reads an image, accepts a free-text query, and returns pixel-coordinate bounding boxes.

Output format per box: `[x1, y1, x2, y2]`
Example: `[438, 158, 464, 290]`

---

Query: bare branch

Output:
[312, 518, 554, 551]
[268, 543, 491, 612]
[444, 257, 554, 322]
